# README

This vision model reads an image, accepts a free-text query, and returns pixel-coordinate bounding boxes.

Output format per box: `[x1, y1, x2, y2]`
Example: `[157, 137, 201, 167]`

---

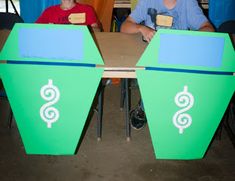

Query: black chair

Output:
[0, 12, 24, 30]
[216, 20, 235, 145]
[220, 94, 235, 146]
[0, 0, 24, 30]
[217, 20, 235, 34]
[0, 85, 13, 127]
[0, 12, 24, 127]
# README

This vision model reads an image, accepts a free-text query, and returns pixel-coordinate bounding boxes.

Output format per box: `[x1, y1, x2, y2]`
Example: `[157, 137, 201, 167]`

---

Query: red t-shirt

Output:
[35, 3, 98, 26]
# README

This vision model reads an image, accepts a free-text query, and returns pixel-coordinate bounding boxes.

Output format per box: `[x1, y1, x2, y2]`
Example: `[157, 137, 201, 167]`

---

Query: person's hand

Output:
[120, 16, 155, 42]
[199, 21, 215, 32]
[139, 25, 156, 43]
[91, 23, 101, 32]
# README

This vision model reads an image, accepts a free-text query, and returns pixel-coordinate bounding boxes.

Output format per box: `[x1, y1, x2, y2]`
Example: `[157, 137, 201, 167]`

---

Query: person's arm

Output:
[186, 0, 214, 32]
[121, 16, 155, 43]
[85, 5, 101, 32]
[198, 21, 215, 32]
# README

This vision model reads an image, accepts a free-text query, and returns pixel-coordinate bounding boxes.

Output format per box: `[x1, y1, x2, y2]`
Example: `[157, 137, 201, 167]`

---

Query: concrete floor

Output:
[0, 83, 235, 181]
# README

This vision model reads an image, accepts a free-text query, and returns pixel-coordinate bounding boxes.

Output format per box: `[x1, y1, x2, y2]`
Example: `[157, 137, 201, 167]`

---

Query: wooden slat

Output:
[114, 0, 131, 8]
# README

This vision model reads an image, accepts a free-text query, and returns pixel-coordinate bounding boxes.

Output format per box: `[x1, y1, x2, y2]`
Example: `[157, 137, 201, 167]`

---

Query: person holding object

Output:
[121, 0, 214, 43]
[36, 0, 101, 31]
[121, 0, 214, 130]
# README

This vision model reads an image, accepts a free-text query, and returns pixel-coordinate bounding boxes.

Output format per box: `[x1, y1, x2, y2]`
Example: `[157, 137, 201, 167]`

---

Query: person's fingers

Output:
[141, 26, 156, 42]
[146, 31, 155, 42]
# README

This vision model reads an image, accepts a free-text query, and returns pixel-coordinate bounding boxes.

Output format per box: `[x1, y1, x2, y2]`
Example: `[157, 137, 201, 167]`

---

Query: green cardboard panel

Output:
[137, 29, 235, 72]
[0, 63, 103, 155]
[137, 70, 235, 159]
[0, 23, 104, 65]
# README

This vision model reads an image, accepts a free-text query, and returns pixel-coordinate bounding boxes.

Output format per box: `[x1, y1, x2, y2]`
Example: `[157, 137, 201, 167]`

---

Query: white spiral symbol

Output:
[173, 86, 194, 134]
[40, 79, 60, 128]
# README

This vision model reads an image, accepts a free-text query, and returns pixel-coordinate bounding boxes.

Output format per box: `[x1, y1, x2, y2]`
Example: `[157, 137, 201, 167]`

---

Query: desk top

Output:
[94, 32, 147, 78]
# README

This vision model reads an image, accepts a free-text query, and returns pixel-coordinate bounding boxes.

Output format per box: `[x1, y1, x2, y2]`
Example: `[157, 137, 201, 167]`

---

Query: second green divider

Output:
[136, 70, 235, 159]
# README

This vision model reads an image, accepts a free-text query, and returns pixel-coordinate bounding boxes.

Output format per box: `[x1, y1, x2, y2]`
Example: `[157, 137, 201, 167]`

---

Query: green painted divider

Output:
[1, 64, 103, 155]
[0, 23, 104, 65]
[137, 29, 235, 72]
[136, 29, 235, 159]
[0, 24, 104, 155]
[137, 70, 235, 159]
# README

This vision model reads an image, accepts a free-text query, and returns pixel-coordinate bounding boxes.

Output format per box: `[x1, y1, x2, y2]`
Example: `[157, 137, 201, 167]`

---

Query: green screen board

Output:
[0, 64, 103, 154]
[137, 70, 235, 159]
[137, 29, 235, 72]
[0, 23, 104, 65]
[136, 29, 235, 159]
[0, 23, 104, 155]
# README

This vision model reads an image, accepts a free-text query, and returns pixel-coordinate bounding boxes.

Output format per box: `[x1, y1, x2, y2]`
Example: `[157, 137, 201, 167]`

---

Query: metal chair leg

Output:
[8, 107, 13, 128]
[120, 79, 125, 110]
[124, 78, 131, 141]
[97, 82, 104, 141]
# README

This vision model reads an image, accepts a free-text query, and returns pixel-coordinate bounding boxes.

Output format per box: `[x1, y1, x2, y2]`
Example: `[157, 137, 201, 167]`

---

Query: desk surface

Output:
[94, 32, 147, 78]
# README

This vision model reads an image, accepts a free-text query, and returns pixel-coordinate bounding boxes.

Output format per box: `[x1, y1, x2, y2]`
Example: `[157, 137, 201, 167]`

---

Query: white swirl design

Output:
[173, 86, 194, 134]
[40, 79, 60, 128]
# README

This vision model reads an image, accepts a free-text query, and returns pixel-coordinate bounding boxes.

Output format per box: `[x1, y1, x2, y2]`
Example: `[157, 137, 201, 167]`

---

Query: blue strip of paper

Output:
[19, 28, 84, 61]
[158, 34, 225, 68]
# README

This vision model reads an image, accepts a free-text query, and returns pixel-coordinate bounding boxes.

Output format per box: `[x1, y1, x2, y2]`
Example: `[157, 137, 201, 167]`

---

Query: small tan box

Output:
[156, 15, 173, 27]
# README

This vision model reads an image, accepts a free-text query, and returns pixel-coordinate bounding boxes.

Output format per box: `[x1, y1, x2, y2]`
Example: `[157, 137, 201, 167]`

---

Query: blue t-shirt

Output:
[130, 0, 208, 30]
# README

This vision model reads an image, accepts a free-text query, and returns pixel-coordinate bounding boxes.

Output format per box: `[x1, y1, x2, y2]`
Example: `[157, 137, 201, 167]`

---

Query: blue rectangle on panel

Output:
[158, 34, 224, 68]
[19, 28, 84, 61]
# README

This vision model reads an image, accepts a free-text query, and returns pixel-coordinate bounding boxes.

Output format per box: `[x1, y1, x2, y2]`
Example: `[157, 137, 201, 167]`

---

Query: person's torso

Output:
[44, 3, 95, 25]
[131, 0, 194, 30]
[144, 0, 189, 30]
